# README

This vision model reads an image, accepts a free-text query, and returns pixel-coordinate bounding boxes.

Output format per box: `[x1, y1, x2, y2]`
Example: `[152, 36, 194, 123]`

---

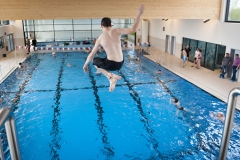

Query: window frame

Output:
[225, 0, 240, 23]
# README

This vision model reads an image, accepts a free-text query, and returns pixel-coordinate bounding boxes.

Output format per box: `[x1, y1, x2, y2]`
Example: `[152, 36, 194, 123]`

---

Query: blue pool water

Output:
[0, 50, 240, 160]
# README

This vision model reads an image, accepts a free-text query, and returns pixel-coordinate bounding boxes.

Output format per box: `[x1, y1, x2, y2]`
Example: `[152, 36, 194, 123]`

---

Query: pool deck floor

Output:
[0, 47, 240, 110]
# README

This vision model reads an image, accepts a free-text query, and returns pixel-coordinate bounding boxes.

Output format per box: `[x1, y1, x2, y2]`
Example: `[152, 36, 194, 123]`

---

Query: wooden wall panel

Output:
[0, 0, 221, 20]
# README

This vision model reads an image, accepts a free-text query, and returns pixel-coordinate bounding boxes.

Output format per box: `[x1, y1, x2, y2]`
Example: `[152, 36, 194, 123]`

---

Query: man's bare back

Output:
[97, 29, 123, 62]
[83, 5, 144, 92]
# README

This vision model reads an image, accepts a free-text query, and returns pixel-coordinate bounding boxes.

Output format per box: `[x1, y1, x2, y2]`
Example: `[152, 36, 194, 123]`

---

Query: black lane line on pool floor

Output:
[6, 81, 156, 94]
[88, 64, 115, 157]
[118, 70, 164, 158]
[135, 53, 210, 158]
[49, 58, 65, 160]
[10, 59, 41, 109]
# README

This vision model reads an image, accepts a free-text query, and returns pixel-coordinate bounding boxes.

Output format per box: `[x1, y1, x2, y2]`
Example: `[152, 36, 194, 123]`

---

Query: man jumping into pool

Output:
[83, 5, 145, 92]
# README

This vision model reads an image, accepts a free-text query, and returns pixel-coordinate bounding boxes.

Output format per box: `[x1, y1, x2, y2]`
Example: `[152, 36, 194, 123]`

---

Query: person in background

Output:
[210, 112, 225, 122]
[155, 70, 162, 74]
[26, 39, 31, 53]
[32, 37, 37, 51]
[136, 56, 140, 61]
[184, 45, 191, 65]
[18, 62, 23, 69]
[67, 62, 71, 67]
[182, 49, 187, 68]
[192, 48, 199, 67]
[230, 54, 240, 82]
[52, 52, 56, 57]
[196, 49, 202, 69]
[219, 53, 231, 79]
[172, 98, 191, 115]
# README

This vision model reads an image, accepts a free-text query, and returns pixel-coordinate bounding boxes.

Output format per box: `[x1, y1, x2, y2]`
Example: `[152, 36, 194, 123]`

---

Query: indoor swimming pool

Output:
[0, 50, 240, 160]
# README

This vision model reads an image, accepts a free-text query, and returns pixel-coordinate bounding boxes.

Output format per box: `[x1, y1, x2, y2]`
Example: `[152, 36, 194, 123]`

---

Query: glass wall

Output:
[182, 37, 226, 71]
[0, 37, 3, 49]
[189, 39, 197, 62]
[226, 0, 240, 22]
[215, 45, 227, 69]
[23, 19, 134, 42]
[205, 43, 217, 70]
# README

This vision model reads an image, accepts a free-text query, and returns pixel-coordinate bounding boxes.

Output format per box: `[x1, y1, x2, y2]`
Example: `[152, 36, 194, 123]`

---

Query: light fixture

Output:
[162, 19, 165, 21]
[203, 19, 210, 23]
[165, 19, 168, 21]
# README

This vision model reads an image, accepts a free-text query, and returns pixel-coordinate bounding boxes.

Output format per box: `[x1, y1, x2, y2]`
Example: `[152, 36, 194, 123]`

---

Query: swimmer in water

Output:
[210, 111, 240, 130]
[210, 112, 225, 122]
[136, 56, 140, 61]
[155, 70, 162, 74]
[67, 62, 71, 67]
[172, 98, 192, 115]
[83, 5, 145, 92]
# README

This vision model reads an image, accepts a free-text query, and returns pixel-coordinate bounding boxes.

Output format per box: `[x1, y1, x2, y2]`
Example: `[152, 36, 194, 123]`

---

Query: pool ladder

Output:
[0, 107, 21, 160]
[219, 87, 240, 160]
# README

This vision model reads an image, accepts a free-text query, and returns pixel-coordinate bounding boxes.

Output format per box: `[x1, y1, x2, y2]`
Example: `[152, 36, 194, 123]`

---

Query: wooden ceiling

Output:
[0, 0, 221, 20]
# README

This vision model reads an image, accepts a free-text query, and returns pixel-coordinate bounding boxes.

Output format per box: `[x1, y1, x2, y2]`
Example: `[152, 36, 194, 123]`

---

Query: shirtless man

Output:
[83, 5, 144, 91]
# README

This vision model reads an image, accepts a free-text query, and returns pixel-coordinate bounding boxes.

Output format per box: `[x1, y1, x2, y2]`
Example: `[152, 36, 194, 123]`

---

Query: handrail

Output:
[0, 107, 21, 160]
[219, 87, 240, 160]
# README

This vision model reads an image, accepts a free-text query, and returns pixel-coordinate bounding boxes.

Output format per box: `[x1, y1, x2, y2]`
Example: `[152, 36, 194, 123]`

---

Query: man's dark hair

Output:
[101, 17, 111, 27]
[226, 53, 229, 55]
[236, 54, 239, 56]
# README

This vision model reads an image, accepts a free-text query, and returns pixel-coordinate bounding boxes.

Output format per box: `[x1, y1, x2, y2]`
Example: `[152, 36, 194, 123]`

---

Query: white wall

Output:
[148, 19, 240, 58]
[10, 20, 24, 46]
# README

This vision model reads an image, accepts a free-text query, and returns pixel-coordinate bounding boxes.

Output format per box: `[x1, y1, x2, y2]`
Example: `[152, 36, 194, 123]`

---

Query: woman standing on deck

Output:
[197, 49, 202, 69]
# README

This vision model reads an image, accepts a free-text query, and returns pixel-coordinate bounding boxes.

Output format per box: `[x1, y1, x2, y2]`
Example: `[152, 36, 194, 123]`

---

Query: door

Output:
[7, 34, 14, 51]
[165, 35, 170, 53]
[170, 36, 176, 55]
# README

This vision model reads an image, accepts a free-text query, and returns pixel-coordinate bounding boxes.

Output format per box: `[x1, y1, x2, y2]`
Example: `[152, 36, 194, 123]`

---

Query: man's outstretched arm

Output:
[83, 39, 100, 73]
[116, 5, 144, 35]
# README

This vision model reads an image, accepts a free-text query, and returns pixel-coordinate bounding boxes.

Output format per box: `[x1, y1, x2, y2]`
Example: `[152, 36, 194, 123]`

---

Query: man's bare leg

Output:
[94, 66, 120, 92]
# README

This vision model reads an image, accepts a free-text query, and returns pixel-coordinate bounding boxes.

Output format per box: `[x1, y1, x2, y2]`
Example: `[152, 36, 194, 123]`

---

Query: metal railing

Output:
[0, 107, 21, 160]
[219, 87, 240, 160]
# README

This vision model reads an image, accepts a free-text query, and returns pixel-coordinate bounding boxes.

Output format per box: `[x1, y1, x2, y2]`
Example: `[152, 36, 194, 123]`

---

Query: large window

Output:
[23, 19, 134, 42]
[0, 20, 9, 25]
[226, 0, 240, 22]
[0, 37, 3, 49]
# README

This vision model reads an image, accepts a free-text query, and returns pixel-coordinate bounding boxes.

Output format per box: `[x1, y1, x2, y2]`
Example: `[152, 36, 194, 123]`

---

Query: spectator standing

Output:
[32, 37, 37, 51]
[230, 54, 240, 82]
[26, 39, 31, 53]
[182, 49, 187, 68]
[219, 53, 231, 79]
[196, 49, 202, 69]
[192, 48, 199, 67]
[184, 45, 191, 65]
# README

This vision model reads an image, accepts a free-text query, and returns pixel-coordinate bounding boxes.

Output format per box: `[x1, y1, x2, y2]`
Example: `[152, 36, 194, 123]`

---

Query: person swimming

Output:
[155, 70, 162, 74]
[83, 5, 145, 92]
[172, 98, 193, 115]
